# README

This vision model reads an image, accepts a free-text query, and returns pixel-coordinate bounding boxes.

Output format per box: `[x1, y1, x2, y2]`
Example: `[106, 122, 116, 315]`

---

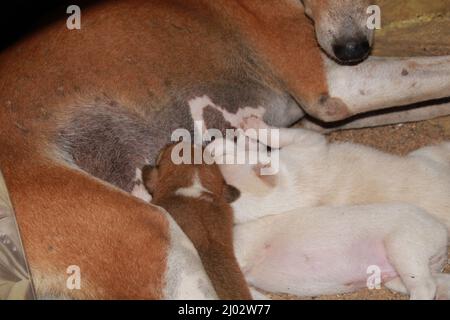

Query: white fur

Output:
[234, 203, 450, 299]
[131, 183, 152, 203]
[324, 55, 450, 117]
[219, 120, 450, 231]
[211, 119, 450, 299]
[188, 95, 266, 136]
[131, 168, 152, 203]
[175, 171, 212, 199]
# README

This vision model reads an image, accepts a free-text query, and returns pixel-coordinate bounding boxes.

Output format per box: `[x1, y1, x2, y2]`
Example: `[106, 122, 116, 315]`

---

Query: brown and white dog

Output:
[0, 0, 449, 298]
[142, 143, 251, 300]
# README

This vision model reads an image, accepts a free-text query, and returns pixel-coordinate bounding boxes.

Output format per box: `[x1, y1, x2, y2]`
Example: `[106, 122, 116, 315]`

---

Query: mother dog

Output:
[0, 0, 450, 298]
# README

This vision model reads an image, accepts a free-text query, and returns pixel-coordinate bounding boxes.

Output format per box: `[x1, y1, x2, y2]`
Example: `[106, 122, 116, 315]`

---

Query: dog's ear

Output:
[223, 184, 241, 203]
[142, 165, 159, 195]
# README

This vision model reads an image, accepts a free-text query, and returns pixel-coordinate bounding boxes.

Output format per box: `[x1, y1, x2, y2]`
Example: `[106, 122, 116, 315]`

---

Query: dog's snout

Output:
[332, 39, 371, 63]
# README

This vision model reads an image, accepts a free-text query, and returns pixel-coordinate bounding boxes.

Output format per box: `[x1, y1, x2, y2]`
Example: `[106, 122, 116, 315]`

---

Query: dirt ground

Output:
[272, 0, 450, 300]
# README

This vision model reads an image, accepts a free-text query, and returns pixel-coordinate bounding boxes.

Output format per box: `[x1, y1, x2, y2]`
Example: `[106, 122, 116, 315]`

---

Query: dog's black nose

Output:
[332, 39, 371, 63]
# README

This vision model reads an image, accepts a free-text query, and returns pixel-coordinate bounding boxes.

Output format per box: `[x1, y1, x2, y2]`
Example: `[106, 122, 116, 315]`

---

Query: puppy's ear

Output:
[142, 165, 159, 195]
[223, 184, 241, 203]
[155, 149, 164, 166]
[252, 162, 278, 187]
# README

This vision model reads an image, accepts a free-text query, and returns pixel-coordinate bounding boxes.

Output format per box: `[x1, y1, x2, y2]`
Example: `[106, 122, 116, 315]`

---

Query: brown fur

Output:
[142, 143, 251, 300]
[0, 143, 169, 299]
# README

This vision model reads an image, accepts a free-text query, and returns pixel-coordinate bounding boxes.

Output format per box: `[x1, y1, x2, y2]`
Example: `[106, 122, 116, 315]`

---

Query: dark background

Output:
[0, 1, 93, 51]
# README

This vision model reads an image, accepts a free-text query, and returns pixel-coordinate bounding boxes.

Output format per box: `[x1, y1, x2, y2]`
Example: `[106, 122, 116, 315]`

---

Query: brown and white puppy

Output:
[142, 143, 251, 300]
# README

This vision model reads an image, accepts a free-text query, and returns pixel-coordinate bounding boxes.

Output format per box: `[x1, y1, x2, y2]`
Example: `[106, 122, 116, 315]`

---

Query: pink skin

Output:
[239, 215, 398, 296]
[234, 204, 449, 299]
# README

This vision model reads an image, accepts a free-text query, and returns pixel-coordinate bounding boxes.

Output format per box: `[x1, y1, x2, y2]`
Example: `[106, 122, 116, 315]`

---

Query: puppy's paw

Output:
[308, 95, 351, 122]
[250, 287, 271, 300]
[436, 285, 450, 300]
[434, 274, 450, 300]
[240, 116, 270, 132]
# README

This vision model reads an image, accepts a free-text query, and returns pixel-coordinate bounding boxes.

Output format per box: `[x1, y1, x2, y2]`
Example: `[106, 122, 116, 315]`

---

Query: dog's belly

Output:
[56, 88, 301, 193]
[245, 236, 397, 296]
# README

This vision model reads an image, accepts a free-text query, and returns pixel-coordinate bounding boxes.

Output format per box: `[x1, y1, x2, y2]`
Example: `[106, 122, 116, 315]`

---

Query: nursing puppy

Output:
[142, 143, 252, 300]
[207, 135, 450, 298]
[216, 117, 450, 233]
[233, 203, 450, 299]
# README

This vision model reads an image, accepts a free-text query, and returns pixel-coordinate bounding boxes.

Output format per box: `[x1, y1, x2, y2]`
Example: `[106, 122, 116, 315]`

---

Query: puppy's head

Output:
[209, 138, 279, 197]
[301, 0, 374, 63]
[142, 142, 240, 203]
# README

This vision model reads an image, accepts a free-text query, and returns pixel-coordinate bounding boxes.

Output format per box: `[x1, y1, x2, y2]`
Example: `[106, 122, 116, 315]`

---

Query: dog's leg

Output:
[384, 277, 409, 295]
[240, 116, 326, 148]
[384, 239, 438, 300]
[321, 55, 450, 123]
[435, 274, 450, 300]
[0, 151, 214, 299]
[384, 275, 449, 300]
[301, 101, 450, 131]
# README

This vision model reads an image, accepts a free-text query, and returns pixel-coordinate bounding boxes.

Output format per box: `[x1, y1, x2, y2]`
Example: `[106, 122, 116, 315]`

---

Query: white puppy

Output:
[234, 203, 450, 299]
[216, 117, 450, 232]
[206, 132, 450, 299]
